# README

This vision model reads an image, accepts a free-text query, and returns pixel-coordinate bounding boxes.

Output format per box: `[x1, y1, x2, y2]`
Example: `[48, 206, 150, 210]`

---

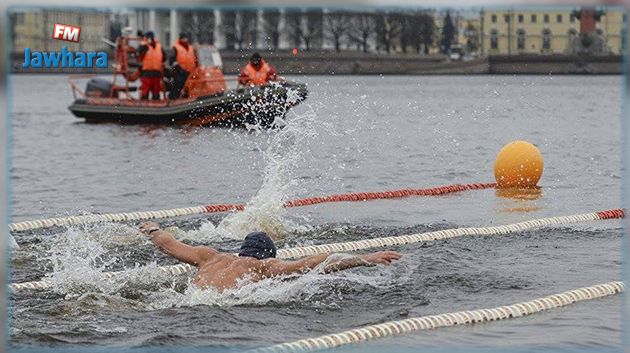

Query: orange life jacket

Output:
[174, 42, 196, 73]
[142, 42, 163, 72]
[243, 61, 272, 86]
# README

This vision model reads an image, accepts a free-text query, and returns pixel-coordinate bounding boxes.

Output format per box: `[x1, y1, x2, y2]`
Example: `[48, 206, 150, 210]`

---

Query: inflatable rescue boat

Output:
[67, 35, 307, 127]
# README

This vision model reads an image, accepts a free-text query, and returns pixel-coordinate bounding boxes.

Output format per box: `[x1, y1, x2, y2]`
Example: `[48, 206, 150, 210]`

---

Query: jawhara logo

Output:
[22, 47, 108, 69]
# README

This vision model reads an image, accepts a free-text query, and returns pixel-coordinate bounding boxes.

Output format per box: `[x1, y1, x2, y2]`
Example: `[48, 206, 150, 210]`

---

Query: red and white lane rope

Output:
[9, 183, 496, 232]
[256, 281, 624, 353]
[9, 208, 623, 292]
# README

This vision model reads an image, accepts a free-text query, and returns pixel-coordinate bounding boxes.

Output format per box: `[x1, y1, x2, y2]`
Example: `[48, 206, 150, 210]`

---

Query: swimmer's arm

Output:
[139, 222, 217, 266]
[264, 251, 402, 276]
[264, 254, 329, 276]
[321, 251, 402, 273]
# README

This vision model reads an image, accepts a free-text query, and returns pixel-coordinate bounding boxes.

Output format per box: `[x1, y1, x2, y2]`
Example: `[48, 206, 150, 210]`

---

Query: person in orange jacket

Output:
[238, 52, 278, 87]
[136, 31, 166, 100]
[168, 32, 198, 99]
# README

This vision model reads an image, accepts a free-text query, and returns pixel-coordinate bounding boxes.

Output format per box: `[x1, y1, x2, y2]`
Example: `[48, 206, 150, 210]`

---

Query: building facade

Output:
[11, 9, 111, 52]
[480, 7, 625, 55]
[11, 7, 625, 57]
[125, 9, 295, 51]
[456, 17, 481, 54]
[126, 9, 185, 49]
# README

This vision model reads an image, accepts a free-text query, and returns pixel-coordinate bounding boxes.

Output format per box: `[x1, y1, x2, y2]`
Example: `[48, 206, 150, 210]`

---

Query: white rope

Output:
[256, 281, 625, 353]
[8, 183, 496, 233]
[9, 210, 621, 292]
[276, 211, 604, 259]
[9, 206, 211, 232]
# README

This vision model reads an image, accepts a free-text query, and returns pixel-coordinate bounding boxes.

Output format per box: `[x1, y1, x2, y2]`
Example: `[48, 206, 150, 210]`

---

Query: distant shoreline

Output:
[9, 51, 623, 75]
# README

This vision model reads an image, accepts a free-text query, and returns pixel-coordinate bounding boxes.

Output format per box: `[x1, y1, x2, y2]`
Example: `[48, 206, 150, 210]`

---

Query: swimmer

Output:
[140, 221, 402, 291]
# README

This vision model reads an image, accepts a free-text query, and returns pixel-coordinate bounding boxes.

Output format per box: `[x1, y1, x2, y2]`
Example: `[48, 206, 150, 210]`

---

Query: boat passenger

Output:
[137, 31, 166, 100]
[127, 30, 145, 51]
[238, 52, 278, 87]
[129, 30, 146, 69]
[140, 221, 402, 292]
[168, 32, 198, 99]
[136, 30, 146, 46]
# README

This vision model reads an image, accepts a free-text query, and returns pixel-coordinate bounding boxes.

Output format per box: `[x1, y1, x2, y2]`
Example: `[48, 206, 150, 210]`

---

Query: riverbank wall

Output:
[11, 51, 623, 75]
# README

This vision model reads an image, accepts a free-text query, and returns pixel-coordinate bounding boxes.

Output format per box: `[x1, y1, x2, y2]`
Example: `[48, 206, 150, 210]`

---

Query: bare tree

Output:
[376, 12, 403, 53]
[301, 9, 323, 51]
[236, 10, 258, 50]
[284, 9, 303, 48]
[419, 14, 435, 54]
[399, 14, 410, 53]
[245, 10, 258, 49]
[324, 10, 350, 52]
[348, 12, 375, 53]
[222, 10, 258, 50]
[197, 10, 215, 44]
[222, 10, 237, 50]
[262, 9, 281, 50]
[404, 11, 435, 54]
[181, 11, 196, 41]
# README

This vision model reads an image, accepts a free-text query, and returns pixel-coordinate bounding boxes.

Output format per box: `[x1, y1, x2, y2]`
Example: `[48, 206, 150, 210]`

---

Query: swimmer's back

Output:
[193, 253, 265, 292]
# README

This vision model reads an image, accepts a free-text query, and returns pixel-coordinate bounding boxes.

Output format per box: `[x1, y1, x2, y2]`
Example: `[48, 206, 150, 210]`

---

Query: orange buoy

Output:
[494, 140, 544, 188]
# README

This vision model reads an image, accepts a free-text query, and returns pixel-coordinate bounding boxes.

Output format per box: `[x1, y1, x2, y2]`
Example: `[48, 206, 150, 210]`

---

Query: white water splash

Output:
[179, 106, 324, 242]
[9, 233, 19, 249]
[48, 251, 399, 310]
[151, 253, 396, 309]
[43, 222, 178, 296]
[45, 225, 121, 294]
[38, 104, 350, 305]
[40, 218, 405, 311]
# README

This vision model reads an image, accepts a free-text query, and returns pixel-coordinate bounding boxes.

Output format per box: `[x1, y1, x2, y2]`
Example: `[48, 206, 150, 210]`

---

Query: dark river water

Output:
[8, 74, 623, 352]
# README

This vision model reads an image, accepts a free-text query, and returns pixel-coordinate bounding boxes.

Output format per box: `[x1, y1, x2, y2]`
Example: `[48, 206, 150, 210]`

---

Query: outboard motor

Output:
[85, 78, 113, 98]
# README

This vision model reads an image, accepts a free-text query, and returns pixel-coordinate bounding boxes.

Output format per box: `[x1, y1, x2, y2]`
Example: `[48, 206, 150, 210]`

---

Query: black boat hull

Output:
[68, 81, 308, 127]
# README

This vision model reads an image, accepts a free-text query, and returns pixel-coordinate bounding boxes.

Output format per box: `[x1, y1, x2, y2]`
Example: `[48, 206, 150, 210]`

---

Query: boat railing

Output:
[68, 74, 95, 100]
[69, 74, 242, 101]
[68, 73, 284, 101]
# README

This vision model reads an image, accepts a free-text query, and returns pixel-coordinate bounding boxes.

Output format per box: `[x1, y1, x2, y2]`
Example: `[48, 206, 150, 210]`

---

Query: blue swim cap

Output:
[239, 232, 276, 260]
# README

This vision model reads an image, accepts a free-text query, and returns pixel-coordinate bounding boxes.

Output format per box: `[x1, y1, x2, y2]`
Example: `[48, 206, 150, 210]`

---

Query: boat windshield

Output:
[197, 46, 223, 69]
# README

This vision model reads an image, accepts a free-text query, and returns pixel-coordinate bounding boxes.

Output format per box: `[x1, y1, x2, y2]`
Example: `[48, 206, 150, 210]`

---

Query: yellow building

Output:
[457, 18, 481, 53]
[11, 10, 46, 52]
[480, 7, 625, 55]
[598, 10, 625, 54]
[432, 10, 481, 55]
[12, 9, 110, 53]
